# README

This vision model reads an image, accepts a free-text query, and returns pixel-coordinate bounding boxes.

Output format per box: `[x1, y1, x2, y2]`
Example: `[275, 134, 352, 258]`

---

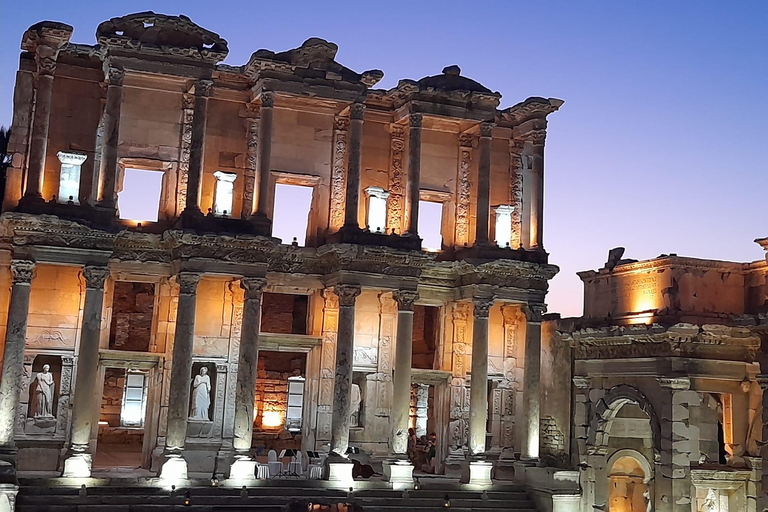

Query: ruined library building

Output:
[0, 11, 766, 512]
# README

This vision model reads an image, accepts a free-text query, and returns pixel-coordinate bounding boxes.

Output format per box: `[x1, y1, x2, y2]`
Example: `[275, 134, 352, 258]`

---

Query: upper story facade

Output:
[2, 12, 562, 262]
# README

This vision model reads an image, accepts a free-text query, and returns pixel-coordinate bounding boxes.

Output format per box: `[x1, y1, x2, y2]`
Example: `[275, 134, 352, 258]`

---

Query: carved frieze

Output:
[455, 134, 473, 247]
[10, 260, 35, 284]
[387, 124, 405, 234]
[177, 93, 195, 212]
[508, 139, 525, 249]
[329, 115, 349, 231]
[242, 110, 259, 218]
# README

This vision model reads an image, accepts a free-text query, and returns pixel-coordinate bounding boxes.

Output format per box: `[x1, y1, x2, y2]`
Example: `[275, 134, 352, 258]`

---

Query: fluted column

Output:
[475, 123, 494, 245]
[160, 272, 201, 480]
[529, 132, 546, 249]
[406, 113, 422, 235]
[343, 102, 365, 228]
[468, 296, 493, 455]
[330, 284, 361, 456]
[230, 277, 267, 478]
[521, 304, 544, 459]
[63, 266, 110, 477]
[23, 50, 59, 203]
[183, 79, 213, 215]
[255, 92, 274, 219]
[0, 261, 35, 452]
[96, 67, 124, 208]
[390, 290, 419, 455]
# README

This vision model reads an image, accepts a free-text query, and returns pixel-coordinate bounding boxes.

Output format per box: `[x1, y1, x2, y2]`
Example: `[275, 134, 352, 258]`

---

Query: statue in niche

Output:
[701, 488, 718, 512]
[189, 366, 211, 421]
[33, 364, 55, 418]
[350, 383, 361, 427]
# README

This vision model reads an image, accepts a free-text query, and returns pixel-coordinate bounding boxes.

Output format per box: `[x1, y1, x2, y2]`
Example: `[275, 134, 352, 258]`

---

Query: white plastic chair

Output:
[307, 451, 324, 480]
[255, 461, 270, 479]
[288, 450, 303, 477]
[267, 449, 283, 477]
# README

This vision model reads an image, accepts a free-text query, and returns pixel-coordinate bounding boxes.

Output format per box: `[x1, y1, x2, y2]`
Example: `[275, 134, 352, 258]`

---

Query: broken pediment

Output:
[21, 21, 73, 53]
[96, 11, 229, 63]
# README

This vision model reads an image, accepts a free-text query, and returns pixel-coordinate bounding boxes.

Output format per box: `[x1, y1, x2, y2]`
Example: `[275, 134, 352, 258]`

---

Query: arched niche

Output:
[589, 384, 661, 457]
[26, 354, 62, 433]
[607, 450, 652, 512]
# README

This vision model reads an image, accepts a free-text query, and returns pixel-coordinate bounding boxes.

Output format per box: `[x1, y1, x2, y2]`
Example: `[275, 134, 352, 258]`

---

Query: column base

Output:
[0, 484, 18, 512]
[0, 449, 17, 486]
[325, 456, 355, 489]
[384, 459, 414, 490]
[61, 452, 92, 478]
[228, 455, 257, 481]
[159, 452, 188, 481]
[468, 460, 494, 487]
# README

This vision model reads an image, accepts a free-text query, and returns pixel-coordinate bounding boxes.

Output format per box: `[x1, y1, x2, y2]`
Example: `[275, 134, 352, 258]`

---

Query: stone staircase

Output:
[16, 480, 539, 511]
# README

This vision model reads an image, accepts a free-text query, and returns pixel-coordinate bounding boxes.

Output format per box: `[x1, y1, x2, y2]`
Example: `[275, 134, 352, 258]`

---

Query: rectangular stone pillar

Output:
[160, 272, 201, 480]
[329, 115, 349, 231]
[62, 266, 110, 478]
[182, 79, 212, 216]
[474, 123, 493, 245]
[521, 304, 544, 460]
[343, 103, 364, 229]
[405, 113, 422, 235]
[254, 91, 274, 224]
[468, 297, 493, 455]
[229, 277, 267, 479]
[529, 132, 546, 249]
[96, 67, 124, 209]
[241, 105, 259, 218]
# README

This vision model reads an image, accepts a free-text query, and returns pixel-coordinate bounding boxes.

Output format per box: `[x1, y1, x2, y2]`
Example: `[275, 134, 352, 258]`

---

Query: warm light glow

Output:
[262, 410, 283, 428]
[494, 205, 514, 248]
[365, 186, 390, 233]
[57, 152, 87, 204]
[213, 171, 237, 216]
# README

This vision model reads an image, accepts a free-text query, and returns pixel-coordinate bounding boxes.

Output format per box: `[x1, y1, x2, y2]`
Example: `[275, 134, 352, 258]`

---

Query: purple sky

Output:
[3, 1, 767, 317]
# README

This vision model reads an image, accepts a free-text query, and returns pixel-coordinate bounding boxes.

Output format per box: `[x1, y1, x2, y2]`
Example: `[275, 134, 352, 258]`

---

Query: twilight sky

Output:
[2, 1, 767, 317]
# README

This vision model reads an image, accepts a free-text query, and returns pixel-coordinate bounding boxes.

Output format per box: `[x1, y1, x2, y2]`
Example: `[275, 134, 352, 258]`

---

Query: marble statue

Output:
[189, 366, 211, 420]
[702, 489, 718, 512]
[33, 364, 55, 418]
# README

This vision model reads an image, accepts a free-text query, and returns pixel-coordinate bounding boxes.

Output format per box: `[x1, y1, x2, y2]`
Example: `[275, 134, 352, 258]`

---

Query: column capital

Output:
[393, 290, 419, 311]
[83, 266, 110, 289]
[260, 91, 274, 108]
[35, 45, 59, 77]
[479, 122, 495, 138]
[105, 66, 124, 87]
[472, 297, 495, 318]
[176, 272, 202, 295]
[523, 129, 547, 147]
[334, 284, 361, 307]
[509, 138, 525, 156]
[241, 277, 267, 300]
[195, 79, 213, 97]
[10, 260, 36, 284]
[334, 115, 350, 131]
[390, 123, 405, 142]
[522, 303, 546, 323]
[408, 113, 423, 128]
[350, 101, 366, 120]
[459, 133, 474, 148]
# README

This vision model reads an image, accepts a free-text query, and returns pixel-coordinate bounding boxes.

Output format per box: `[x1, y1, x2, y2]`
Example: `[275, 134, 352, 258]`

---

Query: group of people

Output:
[407, 428, 437, 472]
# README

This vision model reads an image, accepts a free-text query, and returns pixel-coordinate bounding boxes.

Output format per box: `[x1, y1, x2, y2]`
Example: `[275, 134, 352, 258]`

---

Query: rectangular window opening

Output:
[286, 376, 305, 432]
[260, 293, 309, 335]
[418, 200, 443, 251]
[120, 371, 148, 428]
[118, 169, 163, 222]
[273, 183, 313, 246]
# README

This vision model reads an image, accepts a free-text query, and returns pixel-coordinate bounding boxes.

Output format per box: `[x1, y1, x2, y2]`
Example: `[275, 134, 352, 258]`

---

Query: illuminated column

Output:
[183, 79, 212, 215]
[390, 290, 419, 454]
[62, 266, 110, 478]
[468, 296, 493, 455]
[230, 277, 267, 480]
[405, 113, 422, 235]
[96, 67, 124, 208]
[22, 45, 60, 204]
[521, 304, 544, 459]
[529, 131, 546, 249]
[474, 122, 494, 245]
[160, 272, 201, 480]
[255, 92, 274, 219]
[0, 261, 35, 447]
[343, 102, 365, 228]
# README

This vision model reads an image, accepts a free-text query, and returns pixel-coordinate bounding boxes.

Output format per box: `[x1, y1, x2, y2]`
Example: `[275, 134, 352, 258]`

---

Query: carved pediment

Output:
[96, 11, 229, 63]
[498, 97, 564, 127]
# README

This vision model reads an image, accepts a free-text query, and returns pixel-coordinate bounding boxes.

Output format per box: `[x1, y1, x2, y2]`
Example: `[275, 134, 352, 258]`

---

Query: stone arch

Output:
[606, 449, 653, 512]
[588, 384, 661, 455]
[606, 449, 653, 484]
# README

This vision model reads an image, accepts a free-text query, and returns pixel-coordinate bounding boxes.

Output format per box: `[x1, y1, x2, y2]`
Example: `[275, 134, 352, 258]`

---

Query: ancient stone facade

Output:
[0, 11, 562, 498]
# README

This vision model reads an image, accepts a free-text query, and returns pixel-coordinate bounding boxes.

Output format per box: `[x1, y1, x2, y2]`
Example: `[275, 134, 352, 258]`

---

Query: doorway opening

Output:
[409, 383, 438, 473]
[607, 455, 650, 512]
[412, 305, 439, 369]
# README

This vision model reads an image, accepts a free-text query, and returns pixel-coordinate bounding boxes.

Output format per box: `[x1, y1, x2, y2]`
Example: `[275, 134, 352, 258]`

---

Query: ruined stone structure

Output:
[0, 11, 569, 511]
[536, 248, 768, 512]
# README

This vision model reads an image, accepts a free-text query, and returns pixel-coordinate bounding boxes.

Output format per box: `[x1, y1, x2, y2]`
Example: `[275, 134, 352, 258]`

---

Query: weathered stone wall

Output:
[412, 305, 438, 370]
[109, 281, 154, 351]
[100, 367, 125, 427]
[26, 264, 83, 351]
[540, 318, 571, 466]
[0, 265, 11, 365]
[193, 277, 235, 357]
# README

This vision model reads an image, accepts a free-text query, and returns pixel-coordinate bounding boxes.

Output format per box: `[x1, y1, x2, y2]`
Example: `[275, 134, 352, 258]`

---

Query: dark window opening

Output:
[412, 305, 439, 369]
[110, 282, 155, 352]
[260, 293, 308, 335]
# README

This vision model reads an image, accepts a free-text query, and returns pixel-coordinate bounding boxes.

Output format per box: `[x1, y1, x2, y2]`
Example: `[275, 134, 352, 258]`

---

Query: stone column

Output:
[62, 266, 110, 478]
[475, 122, 494, 245]
[230, 277, 267, 480]
[0, 261, 35, 453]
[529, 131, 546, 249]
[406, 113, 422, 235]
[96, 67, 124, 209]
[22, 49, 59, 203]
[468, 297, 493, 455]
[343, 102, 365, 228]
[255, 92, 274, 219]
[160, 272, 201, 480]
[390, 290, 419, 453]
[521, 304, 544, 460]
[183, 79, 213, 215]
